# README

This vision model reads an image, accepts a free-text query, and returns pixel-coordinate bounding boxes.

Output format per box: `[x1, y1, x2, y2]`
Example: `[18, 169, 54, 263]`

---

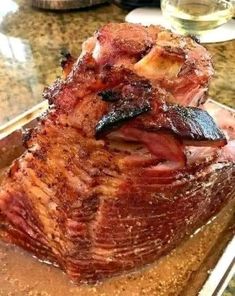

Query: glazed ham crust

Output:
[0, 23, 235, 283]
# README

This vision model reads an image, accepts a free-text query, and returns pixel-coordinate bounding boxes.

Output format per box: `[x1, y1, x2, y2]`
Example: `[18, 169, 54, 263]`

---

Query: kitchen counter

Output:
[0, 1, 234, 295]
[0, 0, 126, 125]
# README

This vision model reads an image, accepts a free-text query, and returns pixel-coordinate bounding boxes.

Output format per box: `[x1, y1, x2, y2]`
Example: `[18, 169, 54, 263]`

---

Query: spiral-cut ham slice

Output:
[204, 100, 235, 140]
[204, 100, 235, 162]
[120, 128, 186, 171]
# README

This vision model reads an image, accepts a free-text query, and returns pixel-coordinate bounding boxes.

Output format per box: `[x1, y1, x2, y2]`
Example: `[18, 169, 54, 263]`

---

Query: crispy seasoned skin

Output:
[0, 23, 235, 283]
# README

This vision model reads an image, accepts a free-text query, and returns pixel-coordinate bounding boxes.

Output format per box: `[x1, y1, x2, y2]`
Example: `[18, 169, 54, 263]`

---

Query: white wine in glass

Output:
[161, 0, 234, 35]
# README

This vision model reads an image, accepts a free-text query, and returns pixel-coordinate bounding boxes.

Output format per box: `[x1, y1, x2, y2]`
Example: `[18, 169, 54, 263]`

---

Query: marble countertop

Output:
[0, 1, 234, 295]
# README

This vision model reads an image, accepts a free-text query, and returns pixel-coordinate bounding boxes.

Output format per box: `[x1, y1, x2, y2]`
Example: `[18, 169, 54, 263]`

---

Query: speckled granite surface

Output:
[0, 1, 234, 295]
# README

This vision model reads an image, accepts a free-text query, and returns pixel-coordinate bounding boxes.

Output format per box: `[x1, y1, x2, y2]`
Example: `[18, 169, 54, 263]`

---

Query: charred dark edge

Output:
[98, 90, 121, 102]
[60, 48, 73, 69]
[95, 103, 151, 138]
[173, 105, 227, 143]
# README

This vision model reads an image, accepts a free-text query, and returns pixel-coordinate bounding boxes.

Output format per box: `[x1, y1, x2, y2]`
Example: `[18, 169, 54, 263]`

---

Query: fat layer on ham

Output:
[0, 23, 234, 283]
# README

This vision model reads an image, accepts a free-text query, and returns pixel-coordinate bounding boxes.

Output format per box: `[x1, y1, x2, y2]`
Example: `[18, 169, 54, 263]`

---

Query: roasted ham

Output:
[0, 23, 234, 283]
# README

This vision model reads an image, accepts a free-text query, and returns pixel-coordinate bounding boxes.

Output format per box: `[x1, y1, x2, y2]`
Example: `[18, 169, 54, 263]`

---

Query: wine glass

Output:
[161, 0, 234, 35]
